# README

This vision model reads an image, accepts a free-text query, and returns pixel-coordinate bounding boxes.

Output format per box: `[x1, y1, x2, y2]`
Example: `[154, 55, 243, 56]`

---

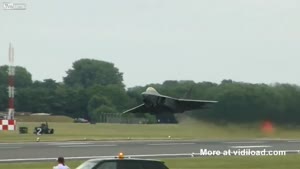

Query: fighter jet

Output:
[122, 87, 217, 114]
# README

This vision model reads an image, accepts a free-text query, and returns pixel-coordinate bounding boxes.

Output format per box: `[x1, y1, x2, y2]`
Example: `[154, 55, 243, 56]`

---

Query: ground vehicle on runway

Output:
[76, 153, 169, 169]
[33, 122, 54, 135]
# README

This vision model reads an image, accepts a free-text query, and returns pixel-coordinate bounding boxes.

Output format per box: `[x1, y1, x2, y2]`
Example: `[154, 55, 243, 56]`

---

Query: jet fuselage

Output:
[141, 92, 178, 113]
[122, 87, 217, 115]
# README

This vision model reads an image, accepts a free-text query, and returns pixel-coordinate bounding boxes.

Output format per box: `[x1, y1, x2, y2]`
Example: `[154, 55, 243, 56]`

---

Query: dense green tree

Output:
[0, 65, 32, 88]
[0, 86, 7, 111]
[88, 95, 111, 113]
[0, 65, 32, 111]
[63, 59, 124, 88]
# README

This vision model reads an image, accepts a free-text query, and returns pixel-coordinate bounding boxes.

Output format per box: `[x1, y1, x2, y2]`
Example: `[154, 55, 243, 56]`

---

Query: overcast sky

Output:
[0, 0, 299, 88]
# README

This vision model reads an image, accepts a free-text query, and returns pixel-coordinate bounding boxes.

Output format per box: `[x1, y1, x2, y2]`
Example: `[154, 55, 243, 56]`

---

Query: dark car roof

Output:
[86, 158, 164, 163]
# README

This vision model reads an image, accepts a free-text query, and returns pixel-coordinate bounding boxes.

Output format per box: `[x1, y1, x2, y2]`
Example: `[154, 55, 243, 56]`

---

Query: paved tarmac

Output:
[0, 139, 299, 162]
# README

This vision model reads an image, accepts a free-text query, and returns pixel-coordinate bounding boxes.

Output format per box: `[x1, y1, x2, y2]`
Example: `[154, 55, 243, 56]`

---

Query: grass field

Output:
[1, 117, 300, 142]
[0, 156, 299, 169]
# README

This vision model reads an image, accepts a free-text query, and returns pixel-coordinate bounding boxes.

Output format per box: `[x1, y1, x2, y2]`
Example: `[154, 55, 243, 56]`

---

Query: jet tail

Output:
[182, 86, 194, 99]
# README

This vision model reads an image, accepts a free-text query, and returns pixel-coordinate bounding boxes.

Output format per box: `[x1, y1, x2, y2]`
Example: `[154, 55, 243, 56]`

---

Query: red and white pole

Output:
[7, 43, 15, 120]
[0, 43, 16, 131]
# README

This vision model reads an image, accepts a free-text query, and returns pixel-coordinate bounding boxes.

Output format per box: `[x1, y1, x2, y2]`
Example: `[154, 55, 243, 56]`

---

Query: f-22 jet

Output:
[122, 87, 217, 114]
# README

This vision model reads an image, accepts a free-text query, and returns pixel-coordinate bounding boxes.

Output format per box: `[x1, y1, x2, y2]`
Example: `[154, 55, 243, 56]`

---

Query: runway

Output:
[0, 139, 299, 162]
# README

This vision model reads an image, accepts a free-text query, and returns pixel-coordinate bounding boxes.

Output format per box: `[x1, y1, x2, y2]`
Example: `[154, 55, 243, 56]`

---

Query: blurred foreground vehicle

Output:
[76, 153, 169, 169]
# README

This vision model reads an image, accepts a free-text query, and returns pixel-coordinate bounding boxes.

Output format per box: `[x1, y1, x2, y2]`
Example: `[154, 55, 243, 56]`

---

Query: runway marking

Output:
[287, 140, 300, 143]
[225, 141, 265, 144]
[230, 145, 272, 148]
[148, 143, 195, 146]
[59, 144, 117, 148]
[0, 146, 21, 149]
[48, 142, 91, 146]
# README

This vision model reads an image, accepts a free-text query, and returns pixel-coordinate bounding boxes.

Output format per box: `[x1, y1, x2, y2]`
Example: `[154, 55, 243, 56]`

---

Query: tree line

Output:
[0, 59, 300, 124]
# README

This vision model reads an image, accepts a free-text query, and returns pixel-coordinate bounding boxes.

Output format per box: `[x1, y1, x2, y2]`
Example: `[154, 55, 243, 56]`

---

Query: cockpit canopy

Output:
[143, 87, 160, 95]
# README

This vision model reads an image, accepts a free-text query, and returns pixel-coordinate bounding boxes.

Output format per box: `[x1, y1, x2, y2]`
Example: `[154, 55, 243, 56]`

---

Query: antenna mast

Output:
[7, 43, 15, 120]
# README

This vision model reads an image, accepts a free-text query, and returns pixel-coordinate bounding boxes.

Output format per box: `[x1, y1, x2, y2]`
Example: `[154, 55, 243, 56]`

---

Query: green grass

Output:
[1, 119, 300, 142]
[0, 156, 299, 169]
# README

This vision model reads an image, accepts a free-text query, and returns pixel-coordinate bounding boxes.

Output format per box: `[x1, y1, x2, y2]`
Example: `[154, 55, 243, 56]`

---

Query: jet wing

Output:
[176, 99, 218, 112]
[122, 104, 148, 114]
